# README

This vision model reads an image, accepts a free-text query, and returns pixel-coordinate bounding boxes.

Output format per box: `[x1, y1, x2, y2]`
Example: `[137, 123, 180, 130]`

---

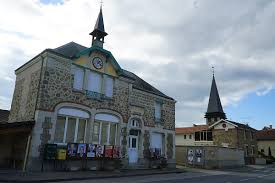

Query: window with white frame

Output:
[131, 119, 140, 128]
[87, 71, 102, 93]
[92, 113, 119, 145]
[104, 75, 113, 97]
[54, 108, 89, 144]
[73, 66, 84, 90]
[155, 101, 162, 122]
[54, 116, 87, 143]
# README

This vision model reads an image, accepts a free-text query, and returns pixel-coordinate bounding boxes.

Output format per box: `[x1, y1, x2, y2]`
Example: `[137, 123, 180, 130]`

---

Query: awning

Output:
[0, 121, 35, 134]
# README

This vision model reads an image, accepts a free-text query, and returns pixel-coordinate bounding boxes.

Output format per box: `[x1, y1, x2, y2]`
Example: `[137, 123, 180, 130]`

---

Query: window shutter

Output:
[73, 67, 84, 90]
[105, 76, 113, 97]
[87, 71, 102, 93]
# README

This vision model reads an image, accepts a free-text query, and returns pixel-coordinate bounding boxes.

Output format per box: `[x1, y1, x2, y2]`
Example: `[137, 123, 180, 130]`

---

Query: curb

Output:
[0, 170, 184, 183]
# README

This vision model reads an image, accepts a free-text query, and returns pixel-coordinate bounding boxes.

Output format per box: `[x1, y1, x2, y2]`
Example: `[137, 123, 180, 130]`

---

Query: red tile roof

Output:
[176, 125, 209, 134]
[256, 129, 275, 141]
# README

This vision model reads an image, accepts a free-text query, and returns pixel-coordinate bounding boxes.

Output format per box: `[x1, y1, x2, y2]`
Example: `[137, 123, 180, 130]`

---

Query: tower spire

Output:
[90, 2, 108, 48]
[205, 69, 226, 125]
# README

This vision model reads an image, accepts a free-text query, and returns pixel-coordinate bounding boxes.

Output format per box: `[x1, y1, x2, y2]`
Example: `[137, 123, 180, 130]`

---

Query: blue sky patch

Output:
[40, 0, 64, 5]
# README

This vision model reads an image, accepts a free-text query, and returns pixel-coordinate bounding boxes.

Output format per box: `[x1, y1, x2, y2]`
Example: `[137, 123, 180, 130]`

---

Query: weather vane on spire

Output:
[100, 0, 103, 8]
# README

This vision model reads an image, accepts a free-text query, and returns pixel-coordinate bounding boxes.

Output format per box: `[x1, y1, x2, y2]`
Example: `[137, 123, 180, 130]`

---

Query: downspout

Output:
[22, 134, 32, 172]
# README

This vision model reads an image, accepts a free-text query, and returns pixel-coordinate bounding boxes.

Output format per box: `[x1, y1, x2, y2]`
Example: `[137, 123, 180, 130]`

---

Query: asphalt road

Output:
[64, 165, 275, 183]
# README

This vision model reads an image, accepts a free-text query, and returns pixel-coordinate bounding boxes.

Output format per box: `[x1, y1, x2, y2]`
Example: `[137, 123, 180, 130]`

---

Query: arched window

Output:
[130, 118, 141, 128]
[92, 113, 119, 145]
[54, 108, 89, 144]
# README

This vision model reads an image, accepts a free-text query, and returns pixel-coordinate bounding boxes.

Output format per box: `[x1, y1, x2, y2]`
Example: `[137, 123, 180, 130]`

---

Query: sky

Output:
[0, 0, 275, 130]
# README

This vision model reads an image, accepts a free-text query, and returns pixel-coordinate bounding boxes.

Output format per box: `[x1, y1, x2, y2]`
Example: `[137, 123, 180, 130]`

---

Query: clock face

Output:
[92, 57, 103, 69]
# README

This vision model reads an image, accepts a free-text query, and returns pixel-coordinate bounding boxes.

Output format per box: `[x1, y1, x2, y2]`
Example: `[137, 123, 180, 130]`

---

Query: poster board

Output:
[96, 145, 104, 158]
[104, 145, 113, 158]
[44, 144, 57, 160]
[67, 143, 78, 159]
[57, 148, 67, 160]
[87, 144, 96, 158]
[113, 145, 120, 159]
[77, 143, 87, 159]
[187, 149, 194, 165]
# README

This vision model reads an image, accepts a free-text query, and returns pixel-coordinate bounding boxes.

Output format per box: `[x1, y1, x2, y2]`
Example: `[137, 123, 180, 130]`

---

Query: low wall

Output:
[176, 145, 245, 169]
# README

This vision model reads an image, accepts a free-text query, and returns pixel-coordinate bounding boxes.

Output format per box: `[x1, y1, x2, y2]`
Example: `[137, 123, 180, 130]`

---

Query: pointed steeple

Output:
[205, 70, 226, 125]
[90, 5, 108, 48]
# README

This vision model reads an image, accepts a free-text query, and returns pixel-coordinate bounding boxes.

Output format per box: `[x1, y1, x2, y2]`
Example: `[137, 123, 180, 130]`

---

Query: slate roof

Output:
[176, 125, 209, 134]
[89, 6, 107, 37]
[0, 109, 10, 123]
[256, 129, 275, 141]
[206, 75, 225, 114]
[17, 42, 173, 100]
[93, 7, 106, 33]
[53, 42, 87, 58]
[122, 70, 173, 100]
[227, 120, 257, 131]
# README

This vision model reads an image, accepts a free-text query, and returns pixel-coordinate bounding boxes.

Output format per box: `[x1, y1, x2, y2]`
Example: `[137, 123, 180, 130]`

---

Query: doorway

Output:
[128, 135, 138, 163]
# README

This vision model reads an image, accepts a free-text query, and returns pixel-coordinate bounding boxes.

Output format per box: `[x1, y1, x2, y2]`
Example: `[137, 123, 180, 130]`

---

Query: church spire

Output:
[205, 69, 226, 125]
[90, 4, 108, 48]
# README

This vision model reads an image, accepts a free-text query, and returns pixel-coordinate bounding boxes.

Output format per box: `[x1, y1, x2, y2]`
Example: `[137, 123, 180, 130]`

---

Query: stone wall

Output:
[176, 145, 245, 169]
[257, 140, 275, 157]
[212, 128, 257, 157]
[212, 129, 238, 148]
[9, 58, 42, 122]
[36, 56, 130, 123]
[237, 128, 258, 157]
[9, 78, 25, 122]
[130, 89, 175, 130]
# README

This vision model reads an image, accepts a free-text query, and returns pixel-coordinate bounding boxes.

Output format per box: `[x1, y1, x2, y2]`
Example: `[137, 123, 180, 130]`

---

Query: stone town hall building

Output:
[1, 7, 176, 170]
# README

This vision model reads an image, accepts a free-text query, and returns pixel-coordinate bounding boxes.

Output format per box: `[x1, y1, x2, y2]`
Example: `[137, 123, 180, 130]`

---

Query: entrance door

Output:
[128, 135, 138, 163]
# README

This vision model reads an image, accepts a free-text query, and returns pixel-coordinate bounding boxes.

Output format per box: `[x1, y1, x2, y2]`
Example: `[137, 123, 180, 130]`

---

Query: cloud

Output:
[1, 0, 275, 127]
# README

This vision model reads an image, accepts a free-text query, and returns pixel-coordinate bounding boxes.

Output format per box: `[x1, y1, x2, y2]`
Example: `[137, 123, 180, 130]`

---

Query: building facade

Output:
[5, 7, 176, 171]
[256, 126, 275, 157]
[176, 74, 257, 165]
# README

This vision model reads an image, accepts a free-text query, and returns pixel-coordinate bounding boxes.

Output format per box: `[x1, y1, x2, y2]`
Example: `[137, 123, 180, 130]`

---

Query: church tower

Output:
[90, 5, 107, 48]
[205, 71, 226, 125]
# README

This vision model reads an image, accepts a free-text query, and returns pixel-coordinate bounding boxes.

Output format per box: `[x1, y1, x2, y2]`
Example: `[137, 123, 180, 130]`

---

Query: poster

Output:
[87, 144, 96, 158]
[195, 149, 202, 163]
[113, 146, 120, 159]
[57, 149, 67, 160]
[67, 143, 77, 159]
[77, 144, 87, 158]
[96, 145, 104, 158]
[44, 144, 57, 160]
[187, 149, 194, 164]
[104, 145, 113, 158]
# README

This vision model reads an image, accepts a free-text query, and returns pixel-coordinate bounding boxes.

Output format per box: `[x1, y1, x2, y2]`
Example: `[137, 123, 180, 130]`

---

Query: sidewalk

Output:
[0, 168, 184, 183]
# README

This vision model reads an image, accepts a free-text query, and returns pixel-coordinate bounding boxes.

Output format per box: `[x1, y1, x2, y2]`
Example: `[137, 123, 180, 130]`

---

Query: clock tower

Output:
[90, 5, 108, 48]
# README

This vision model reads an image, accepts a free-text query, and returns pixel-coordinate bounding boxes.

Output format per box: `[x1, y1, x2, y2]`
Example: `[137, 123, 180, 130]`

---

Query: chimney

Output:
[270, 125, 272, 129]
